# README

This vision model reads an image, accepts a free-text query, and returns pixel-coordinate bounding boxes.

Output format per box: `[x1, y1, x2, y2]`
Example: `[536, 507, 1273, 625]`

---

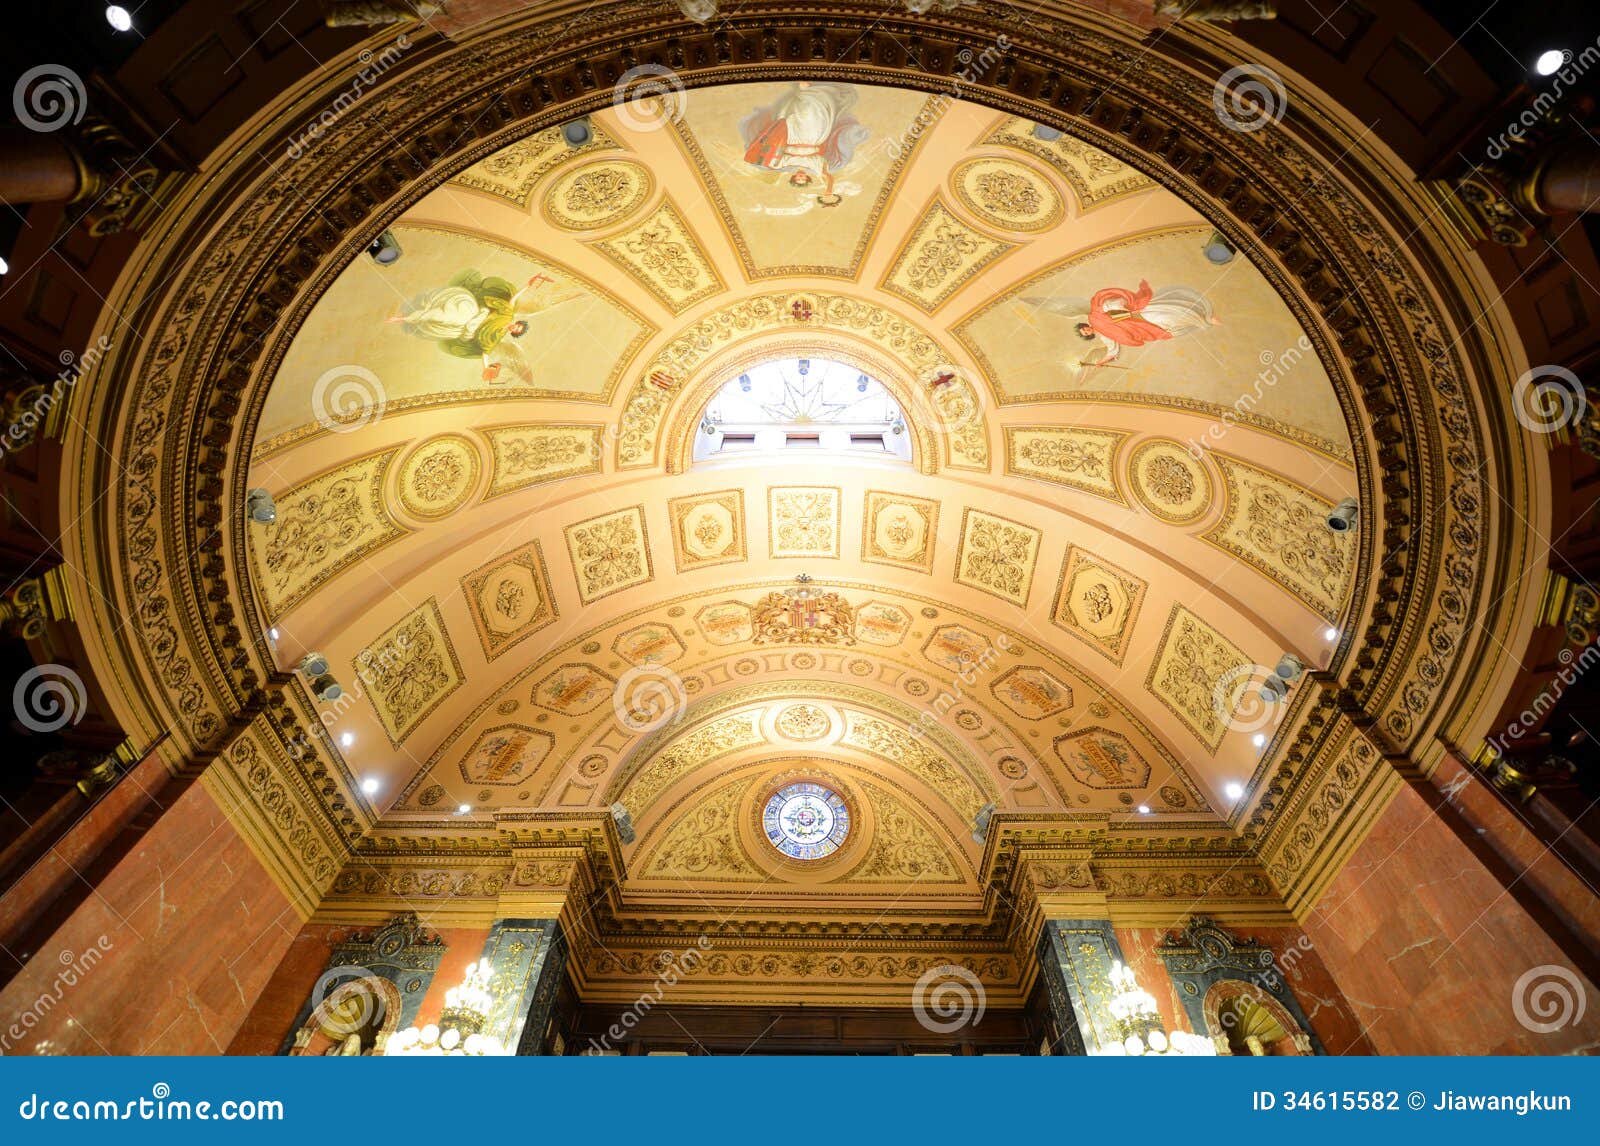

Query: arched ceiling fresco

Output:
[245, 81, 1358, 901]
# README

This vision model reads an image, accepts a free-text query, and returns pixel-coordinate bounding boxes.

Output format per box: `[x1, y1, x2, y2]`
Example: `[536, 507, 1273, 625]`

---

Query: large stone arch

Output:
[58, 3, 1537, 913]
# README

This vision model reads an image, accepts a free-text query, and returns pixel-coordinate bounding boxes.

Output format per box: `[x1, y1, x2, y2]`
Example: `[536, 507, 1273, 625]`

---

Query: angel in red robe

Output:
[739, 82, 871, 206]
[1023, 279, 1219, 373]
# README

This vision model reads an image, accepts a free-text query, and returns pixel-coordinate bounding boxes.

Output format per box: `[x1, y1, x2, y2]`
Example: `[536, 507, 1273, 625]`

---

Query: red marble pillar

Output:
[0, 782, 298, 1055]
[1303, 781, 1600, 1054]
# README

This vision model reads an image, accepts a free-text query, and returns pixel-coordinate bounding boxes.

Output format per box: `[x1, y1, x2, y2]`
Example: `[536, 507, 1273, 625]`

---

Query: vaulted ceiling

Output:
[245, 81, 1358, 900]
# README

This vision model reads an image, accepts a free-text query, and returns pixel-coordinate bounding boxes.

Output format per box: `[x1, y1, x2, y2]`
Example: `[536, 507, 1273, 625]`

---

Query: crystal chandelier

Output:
[385, 961, 506, 1056]
[1105, 961, 1216, 1056]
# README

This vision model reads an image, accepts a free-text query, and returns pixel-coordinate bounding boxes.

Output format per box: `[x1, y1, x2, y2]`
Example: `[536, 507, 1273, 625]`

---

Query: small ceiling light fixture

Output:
[269, 627, 280, 641]
[1325, 497, 1359, 532]
[1252, 732, 1267, 748]
[361, 777, 380, 796]
[0, 255, 9, 275]
[1202, 230, 1236, 264]
[1535, 49, 1568, 76]
[457, 803, 472, 815]
[246, 488, 277, 524]
[1031, 123, 1063, 142]
[105, 5, 133, 32]
[340, 731, 355, 748]
[367, 230, 402, 265]
[561, 118, 593, 147]
[1324, 626, 1340, 641]
[1225, 782, 1245, 800]
[1137, 804, 1152, 815]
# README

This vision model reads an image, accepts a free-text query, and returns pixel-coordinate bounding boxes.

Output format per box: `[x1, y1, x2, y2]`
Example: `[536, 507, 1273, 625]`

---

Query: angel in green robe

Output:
[389, 270, 585, 383]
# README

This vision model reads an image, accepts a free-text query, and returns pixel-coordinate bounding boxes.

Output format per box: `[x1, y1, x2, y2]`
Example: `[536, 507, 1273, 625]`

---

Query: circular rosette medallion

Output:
[762, 782, 850, 861]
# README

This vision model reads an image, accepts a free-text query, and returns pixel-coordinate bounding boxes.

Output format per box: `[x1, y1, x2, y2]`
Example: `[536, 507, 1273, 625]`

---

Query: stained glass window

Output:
[762, 781, 851, 861]
[694, 357, 911, 461]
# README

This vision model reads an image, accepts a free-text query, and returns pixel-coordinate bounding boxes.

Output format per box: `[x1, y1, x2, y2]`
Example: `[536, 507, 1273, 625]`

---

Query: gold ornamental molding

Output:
[53, 0, 1539, 978]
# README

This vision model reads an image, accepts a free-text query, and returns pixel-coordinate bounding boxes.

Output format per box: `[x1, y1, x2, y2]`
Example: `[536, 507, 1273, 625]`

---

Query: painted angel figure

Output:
[389, 269, 586, 383]
[739, 81, 871, 206]
[1022, 279, 1219, 376]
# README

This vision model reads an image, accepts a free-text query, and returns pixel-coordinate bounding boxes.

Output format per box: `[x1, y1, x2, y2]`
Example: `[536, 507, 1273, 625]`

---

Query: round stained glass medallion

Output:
[762, 782, 850, 862]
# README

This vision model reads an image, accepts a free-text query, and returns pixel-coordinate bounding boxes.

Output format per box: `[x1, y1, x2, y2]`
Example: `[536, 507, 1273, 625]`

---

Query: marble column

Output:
[1036, 918, 1132, 1055]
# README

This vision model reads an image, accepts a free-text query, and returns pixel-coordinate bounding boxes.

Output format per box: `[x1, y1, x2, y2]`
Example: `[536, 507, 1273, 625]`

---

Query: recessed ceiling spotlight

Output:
[105, 5, 133, 32]
[1225, 782, 1245, 800]
[1324, 626, 1340, 641]
[340, 732, 355, 748]
[269, 627, 280, 641]
[1251, 732, 1267, 748]
[360, 778, 379, 796]
[457, 804, 472, 815]
[1137, 804, 1151, 815]
[1535, 49, 1568, 76]
[0, 255, 9, 275]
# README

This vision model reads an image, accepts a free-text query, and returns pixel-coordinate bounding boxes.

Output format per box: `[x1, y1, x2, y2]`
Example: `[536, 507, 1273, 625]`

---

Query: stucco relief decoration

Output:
[460, 725, 554, 785]
[862, 490, 938, 572]
[565, 506, 653, 604]
[1146, 605, 1253, 752]
[952, 156, 1064, 233]
[543, 159, 654, 230]
[696, 600, 755, 645]
[991, 666, 1073, 719]
[1053, 727, 1152, 789]
[1206, 456, 1352, 620]
[981, 116, 1154, 208]
[669, 489, 746, 570]
[1004, 427, 1126, 502]
[592, 200, 723, 313]
[397, 434, 480, 520]
[955, 509, 1041, 606]
[845, 780, 961, 882]
[355, 599, 464, 746]
[461, 541, 557, 660]
[533, 663, 616, 715]
[1129, 439, 1212, 524]
[882, 199, 1012, 312]
[620, 714, 763, 813]
[751, 581, 857, 646]
[248, 449, 404, 620]
[853, 600, 911, 646]
[640, 777, 763, 879]
[1052, 546, 1146, 664]
[768, 487, 840, 557]
[775, 703, 831, 741]
[484, 425, 602, 498]
[450, 123, 619, 208]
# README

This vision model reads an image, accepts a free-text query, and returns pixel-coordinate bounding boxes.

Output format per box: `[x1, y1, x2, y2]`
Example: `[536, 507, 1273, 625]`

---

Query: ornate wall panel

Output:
[1003, 427, 1126, 502]
[1145, 604, 1252, 754]
[460, 540, 558, 661]
[355, 599, 465, 746]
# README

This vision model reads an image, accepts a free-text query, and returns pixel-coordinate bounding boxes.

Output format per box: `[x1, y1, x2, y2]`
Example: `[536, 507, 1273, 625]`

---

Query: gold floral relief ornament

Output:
[543, 159, 654, 231]
[952, 157, 1064, 233]
[397, 434, 481, 520]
